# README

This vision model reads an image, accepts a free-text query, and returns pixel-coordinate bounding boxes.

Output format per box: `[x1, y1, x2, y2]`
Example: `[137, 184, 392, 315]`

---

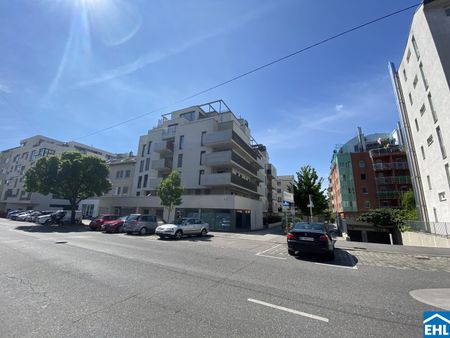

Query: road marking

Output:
[256, 254, 287, 260]
[247, 298, 329, 323]
[314, 262, 358, 270]
[257, 244, 283, 255]
[255, 244, 287, 260]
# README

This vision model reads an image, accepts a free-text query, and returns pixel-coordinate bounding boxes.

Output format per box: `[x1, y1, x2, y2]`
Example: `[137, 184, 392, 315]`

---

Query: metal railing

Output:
[369, 146, 404, 157]
[406, 220, 450, 238]
[373, 162, 409, 170]
[375, 176, 411, 185]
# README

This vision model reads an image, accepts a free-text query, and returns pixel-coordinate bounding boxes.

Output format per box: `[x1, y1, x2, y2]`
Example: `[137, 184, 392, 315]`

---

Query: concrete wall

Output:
[401, 231, 450, 248]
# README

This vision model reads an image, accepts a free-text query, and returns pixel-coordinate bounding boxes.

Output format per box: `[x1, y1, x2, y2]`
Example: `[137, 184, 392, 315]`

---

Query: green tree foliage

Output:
[293, 165, 328, 215]
[157, 171, 184, 222]
[401, 191, 417, 220]
[358, 208, 410, 232]
[25, 151, 111, 223]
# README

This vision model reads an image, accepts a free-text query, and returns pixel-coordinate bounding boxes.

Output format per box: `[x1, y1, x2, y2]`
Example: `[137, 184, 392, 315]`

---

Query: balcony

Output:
[373, 162, 409, 171]
[369, 146, 404, 157]
[201, 172, 258, 193]
[153, 141, 174, 155]
[375, 176, 411, 185]
[151, 159, 173, 172]
[148, 177, 163, 187]
[162, 127, 176, 139]
[203, 129, 259, 162]
[377, 191, 401, 199]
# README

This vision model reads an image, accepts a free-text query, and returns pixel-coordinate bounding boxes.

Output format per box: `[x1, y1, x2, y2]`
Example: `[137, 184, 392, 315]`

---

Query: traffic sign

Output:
[282, 201, 289, 206]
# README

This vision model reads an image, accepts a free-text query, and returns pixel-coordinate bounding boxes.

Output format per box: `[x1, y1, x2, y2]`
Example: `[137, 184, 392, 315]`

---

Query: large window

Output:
[428, 93, 438, 123]
[436, 126, 447, 159]
[427, 175, 432, 190]
[201, 131, 207, 146]
[180, 111, 195, 121]
[143, 174, 148, 188]
[147, 141, 152, 155]
[139, 160, 144, 172]
[445, 164, 450, 189]
[419, 63, 428, 89]
[198, 169, 204, 185]
[141, 143, 146, 157]
[145, 158, 150, 171]
[179, 135, 185, 150]
[137, 176, 142, 188]
[200, 151, 205, 165]
[411, 35, 420, 60]
[421, 146, 425, 160]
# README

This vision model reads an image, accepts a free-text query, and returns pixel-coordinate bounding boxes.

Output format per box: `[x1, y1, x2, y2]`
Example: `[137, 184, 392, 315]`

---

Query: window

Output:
[406, 49, 411, 63]
[201, 131, 207, 146]
[362, 187, 368, 194]
[364, 201, 370, 208]
[361, 173, 366, 180]
[136, 191, 140, 196]
[436, 126, 447, 159]
[427, 175, 432, 190]
[122, 186, 128, 194]
[137, 176, 142, 188]
[438, 192, 447, 202]
[177, 154, 183, 168]
[428, 93, 438, 123]
[147, 141, 152, 155]
[419, 62, 428, 89]
[143, 174, 148, 188]
[358, 160, 365, 168]
[141, 144, 146, 157]
[125, 170, 131, 178]
[420, 104, 426, 116]
[413, 75, 418, 88]
[198, 169, 204, 185]
[445, 7, 450, 16]
[408, 93, 413, 106]
[411, 35, 420, 60]
[117, 187, 121, 195]
[179, 135, 185, 150]
[145, 158, 150, 171]
[433, 207, 438, 222]
[421, 146, 425, 160]
[414, 118, 419, 132]
[402, 69, 407, 82]
[180, 111, 195, 121]
[427, 135, 434, 146]
[200, 151, 205, 165]
[116, 171, 121, 179]
[139, 160, 144, 172]
[445, 164, 450, 189]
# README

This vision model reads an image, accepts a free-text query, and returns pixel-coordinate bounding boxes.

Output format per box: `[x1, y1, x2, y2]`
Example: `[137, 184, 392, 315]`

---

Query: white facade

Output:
[99, 100, 268, 231]
[0, 135, 116, 213]
[391, 0, 450, 222]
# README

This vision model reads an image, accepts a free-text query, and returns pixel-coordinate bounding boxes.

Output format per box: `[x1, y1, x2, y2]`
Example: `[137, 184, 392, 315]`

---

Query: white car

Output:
[37, 210, 82, 225]
[155, 218, 209, 240]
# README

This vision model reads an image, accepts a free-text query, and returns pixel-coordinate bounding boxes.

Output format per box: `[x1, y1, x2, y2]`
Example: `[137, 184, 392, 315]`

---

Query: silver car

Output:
[155, 218, 209, 240]
[123, 214, 165, 235]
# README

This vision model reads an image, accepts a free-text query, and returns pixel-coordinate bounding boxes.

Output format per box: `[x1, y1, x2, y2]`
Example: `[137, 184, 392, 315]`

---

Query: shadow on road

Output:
[294, 248, 358, 268]
[15, 224, 90, 233]
[157, 234, 214, 242]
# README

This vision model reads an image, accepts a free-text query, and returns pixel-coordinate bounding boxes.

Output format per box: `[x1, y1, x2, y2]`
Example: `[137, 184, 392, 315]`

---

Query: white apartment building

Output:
[278, 175, 295, 198]
[390, 0, 450, 223]
[0, 135, 116, 213]
[99, 100, 268, 231]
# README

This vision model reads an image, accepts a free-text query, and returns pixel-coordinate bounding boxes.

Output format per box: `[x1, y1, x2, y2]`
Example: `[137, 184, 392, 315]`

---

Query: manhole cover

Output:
[55, 241, 67, 244]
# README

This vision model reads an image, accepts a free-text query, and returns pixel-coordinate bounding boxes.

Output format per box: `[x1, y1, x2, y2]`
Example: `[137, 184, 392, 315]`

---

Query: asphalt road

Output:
[0, 219, 449, 338]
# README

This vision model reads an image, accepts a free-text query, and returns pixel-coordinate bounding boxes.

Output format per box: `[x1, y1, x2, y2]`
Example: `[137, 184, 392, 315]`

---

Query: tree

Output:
[358, 208, 410, 232]
[401, 191, 417, 220]
[25, 151, 111, 223]
[293, 165, 328, 215]
[157, 171, 184, 222]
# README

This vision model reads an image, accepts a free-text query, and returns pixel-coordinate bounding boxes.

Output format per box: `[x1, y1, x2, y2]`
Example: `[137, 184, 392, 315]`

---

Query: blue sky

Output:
[0, 0, 418, 183]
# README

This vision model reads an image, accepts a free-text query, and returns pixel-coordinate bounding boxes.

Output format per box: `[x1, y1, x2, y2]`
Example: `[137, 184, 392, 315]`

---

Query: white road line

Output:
[256, 244, 283, 255]
[256, 254, 287, 260]
[314, 262, 358, 270]
[247, 298, 329, 323]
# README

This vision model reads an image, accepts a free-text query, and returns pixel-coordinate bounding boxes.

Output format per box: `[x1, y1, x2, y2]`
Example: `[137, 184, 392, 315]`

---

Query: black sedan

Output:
[287, 222, 335, 259]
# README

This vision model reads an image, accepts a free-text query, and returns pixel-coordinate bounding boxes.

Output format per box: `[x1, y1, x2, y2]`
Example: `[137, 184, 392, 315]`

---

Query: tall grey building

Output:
[390, 0, 450, 223]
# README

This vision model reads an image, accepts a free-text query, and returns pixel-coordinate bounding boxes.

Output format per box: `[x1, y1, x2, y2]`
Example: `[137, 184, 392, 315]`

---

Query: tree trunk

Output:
[70, 201, 77, 224]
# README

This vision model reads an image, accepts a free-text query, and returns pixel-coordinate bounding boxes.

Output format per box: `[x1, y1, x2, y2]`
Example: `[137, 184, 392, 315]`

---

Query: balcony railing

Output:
[153, 141, 174, 155]
[376, 191, 402, 199]
[375, 176, 412, 185]
[148, 177, 163, 187]
[373, 162, 409, 170]
[203, 129, 257, 160]
[201, 172, 258, 192]
[151, 158, 173, 171]
[369, 146, 404, 157]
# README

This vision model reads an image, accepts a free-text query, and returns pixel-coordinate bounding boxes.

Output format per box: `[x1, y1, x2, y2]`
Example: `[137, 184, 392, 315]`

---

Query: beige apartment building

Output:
[390, 0, 450, 225]
[0, 135, 116, 213]
[98, 100, 270, 231]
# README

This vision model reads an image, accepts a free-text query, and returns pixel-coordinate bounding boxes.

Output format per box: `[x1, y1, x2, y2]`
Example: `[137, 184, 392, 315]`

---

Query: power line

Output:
[75, 2, 421, 141]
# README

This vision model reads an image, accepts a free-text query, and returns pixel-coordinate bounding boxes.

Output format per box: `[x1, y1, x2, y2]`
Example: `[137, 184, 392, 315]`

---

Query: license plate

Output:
[299, 236, 314, 241]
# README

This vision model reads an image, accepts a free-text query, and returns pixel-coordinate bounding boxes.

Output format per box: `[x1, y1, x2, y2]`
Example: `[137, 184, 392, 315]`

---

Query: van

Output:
[122, 214, 165, 235]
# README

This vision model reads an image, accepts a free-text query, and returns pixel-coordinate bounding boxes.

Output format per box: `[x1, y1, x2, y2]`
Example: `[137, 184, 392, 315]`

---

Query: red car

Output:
[89, 214, 120, 231]
[103, 216, 128, 233]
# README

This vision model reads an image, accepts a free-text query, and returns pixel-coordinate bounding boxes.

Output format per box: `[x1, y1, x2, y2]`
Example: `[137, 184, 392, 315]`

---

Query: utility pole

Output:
[307, 194, 314, 223]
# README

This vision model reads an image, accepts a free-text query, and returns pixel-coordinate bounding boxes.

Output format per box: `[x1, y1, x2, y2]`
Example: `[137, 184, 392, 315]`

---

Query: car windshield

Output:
[293, 223, 324, 231]
[127, 215, 139, 221]
[174, 218, 190, 225]
[119, 216, 128, 221]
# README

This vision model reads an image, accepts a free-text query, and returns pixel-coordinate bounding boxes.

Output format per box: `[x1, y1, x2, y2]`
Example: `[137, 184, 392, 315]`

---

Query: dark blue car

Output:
[287, 222, 335, 260]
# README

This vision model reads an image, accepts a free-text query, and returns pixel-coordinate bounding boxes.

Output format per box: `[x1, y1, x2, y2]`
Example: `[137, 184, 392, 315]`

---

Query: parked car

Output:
[287, 222, 335, 259]
[23, 211, 43, 222]
[123, 214, 165, 235]
[155, 218, 209, 240]
[103, 216, 128, 233]
[37, 210, 82, 225]
[16, 211, 37, 221]
[89, 214, 120, 231]
[30, 211, 53, 222]
[7, 209, 23, 218]
[10, 211, 32, 221]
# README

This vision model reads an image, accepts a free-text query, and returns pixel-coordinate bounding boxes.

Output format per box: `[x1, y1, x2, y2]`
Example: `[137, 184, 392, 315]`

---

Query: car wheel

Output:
[174, 230, 182, 240]
[158, 235, 165, 239]
[288, 249, 296, 256]
[116, 226, 122, 233]
[200, 229, 207, 237]
[139, 227, 148, 236]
